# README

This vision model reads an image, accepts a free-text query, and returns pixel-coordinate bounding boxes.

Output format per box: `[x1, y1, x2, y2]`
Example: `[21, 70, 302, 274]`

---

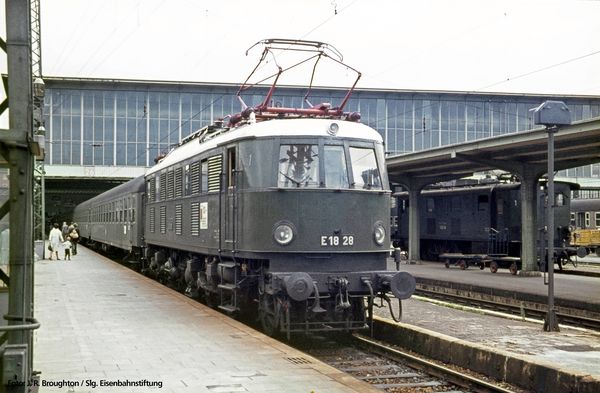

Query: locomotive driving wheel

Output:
[259, 294, 280, 336]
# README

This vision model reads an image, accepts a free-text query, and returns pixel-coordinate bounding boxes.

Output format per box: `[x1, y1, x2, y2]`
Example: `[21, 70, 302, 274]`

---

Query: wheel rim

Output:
[490, 261, 498, 273]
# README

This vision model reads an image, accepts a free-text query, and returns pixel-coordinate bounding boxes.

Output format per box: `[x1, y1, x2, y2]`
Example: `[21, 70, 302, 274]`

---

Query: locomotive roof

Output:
[146, 118, 383, 176]
[76, 175, 145, 209]
[571, 198, 600, 212]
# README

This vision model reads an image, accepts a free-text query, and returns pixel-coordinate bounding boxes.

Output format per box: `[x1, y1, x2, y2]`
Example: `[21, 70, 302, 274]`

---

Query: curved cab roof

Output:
[146, 118, 382, 176]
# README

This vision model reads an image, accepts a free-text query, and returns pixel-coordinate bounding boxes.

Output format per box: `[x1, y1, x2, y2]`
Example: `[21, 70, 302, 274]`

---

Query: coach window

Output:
[585, 212, 591, 228]
[184, 164, 190, 195]
[478, 195, 489, 211]
[155, 174, 161, 201]
[147, 178, 155, 202]
[595, 212, 600, 227]
[497, 198, 504, 215]
[426, 198, 434, 213]
[201, 160, 208, 192]
[348, 147, 381, 190]
[324, 145, 348, 188]
[451, 196, 461, 212]
[555, 193, 565, 207]
[278, 144, 319, 188]
[227, 147, 236, 188]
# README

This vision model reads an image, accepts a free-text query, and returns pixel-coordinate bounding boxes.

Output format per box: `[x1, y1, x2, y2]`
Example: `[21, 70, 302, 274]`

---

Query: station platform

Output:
[33, 246, 378, 393]
[378, 259, 600, 392]
[389, 258, 600, 312]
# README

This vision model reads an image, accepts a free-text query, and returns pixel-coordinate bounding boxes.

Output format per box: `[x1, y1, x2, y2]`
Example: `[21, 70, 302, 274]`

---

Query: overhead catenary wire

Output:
[50, 1, 109, 74]
[474, 49, 600, 92]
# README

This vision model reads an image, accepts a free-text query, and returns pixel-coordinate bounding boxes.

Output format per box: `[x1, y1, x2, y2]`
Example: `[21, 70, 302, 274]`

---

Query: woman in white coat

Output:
[48, 222, 64, 260]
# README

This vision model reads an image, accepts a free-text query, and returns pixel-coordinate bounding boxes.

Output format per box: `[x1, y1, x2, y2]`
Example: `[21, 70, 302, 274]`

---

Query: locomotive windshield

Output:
[276, 141, 384, 190]
[278, 144, 320, 188]
[324, 145, 349, 188]
[349, 147, 382, 190]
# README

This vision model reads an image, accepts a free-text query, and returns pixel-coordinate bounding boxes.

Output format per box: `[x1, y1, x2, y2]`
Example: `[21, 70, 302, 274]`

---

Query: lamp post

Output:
[531, 100, 571, 332]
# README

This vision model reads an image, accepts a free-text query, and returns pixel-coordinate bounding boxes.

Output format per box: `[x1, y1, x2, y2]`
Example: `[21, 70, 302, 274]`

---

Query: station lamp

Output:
[531, 100, 571, 332]
[33, 77, 45, 98]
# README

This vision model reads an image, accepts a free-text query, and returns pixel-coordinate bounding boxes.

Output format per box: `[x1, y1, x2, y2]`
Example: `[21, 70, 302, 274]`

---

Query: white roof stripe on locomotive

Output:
[146, 118, 383, 175]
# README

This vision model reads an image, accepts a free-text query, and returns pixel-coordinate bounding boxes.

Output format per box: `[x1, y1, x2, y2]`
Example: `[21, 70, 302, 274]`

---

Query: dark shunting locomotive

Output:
[391, 179, 577, 269]
[73, 39, 415, 337]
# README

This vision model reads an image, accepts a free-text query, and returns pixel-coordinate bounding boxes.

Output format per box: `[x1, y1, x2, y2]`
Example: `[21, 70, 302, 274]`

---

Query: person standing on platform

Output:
[63, 236, 72, 261]
[61, 221, 69, 238]
[48, 223, 64, 260]
[70, 223, 80, 255]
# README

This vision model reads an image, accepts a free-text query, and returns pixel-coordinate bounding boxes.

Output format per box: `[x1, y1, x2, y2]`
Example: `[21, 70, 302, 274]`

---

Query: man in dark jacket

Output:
[70, 223, 80, 255]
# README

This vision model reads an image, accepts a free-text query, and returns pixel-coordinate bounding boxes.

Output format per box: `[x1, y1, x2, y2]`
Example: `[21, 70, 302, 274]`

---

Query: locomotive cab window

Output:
[278, 144, 319, 188]
[324, 145, 348, 188]
[348, 147, 381, 190]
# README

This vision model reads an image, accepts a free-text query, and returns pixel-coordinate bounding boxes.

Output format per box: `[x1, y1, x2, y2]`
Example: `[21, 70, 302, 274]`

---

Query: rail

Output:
[352, 334, 516, 393]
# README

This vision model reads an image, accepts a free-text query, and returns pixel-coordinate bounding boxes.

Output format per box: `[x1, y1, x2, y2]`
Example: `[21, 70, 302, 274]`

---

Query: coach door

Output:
[223, 147, 238, 252]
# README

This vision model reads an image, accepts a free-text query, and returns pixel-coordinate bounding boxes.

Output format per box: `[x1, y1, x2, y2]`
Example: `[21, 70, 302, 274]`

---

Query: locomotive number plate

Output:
[320, 235, 354, 246]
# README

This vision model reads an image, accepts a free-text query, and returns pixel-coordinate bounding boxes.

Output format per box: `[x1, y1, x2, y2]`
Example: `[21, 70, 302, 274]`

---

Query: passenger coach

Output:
[73, 176, 145, 253]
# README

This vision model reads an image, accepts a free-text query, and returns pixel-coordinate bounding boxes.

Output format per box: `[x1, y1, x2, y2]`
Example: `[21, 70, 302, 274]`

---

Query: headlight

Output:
[274, 223, 294, 245]
[373, 223, 386, 246]
[327, 122, 339, 136]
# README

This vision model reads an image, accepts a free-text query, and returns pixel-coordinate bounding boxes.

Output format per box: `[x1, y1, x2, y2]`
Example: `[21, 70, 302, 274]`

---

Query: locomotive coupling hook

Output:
[335, 278, 351, 309]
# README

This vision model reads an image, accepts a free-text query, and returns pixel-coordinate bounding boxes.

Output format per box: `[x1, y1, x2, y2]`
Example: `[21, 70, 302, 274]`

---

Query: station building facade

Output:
[43, 77, 600, 181]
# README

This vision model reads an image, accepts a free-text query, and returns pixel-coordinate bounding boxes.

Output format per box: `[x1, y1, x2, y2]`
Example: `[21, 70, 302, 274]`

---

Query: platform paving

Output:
[33, 246, 377, 393]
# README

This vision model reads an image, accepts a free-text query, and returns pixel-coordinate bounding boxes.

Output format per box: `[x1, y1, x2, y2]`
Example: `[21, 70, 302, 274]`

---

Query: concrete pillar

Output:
[408, 187, 420, 263]
[520, 174, 541, 275]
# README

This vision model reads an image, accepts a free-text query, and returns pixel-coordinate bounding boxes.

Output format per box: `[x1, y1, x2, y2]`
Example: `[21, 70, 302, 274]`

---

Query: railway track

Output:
[299, 333, 519, 393]
[414, 285, 600, 331]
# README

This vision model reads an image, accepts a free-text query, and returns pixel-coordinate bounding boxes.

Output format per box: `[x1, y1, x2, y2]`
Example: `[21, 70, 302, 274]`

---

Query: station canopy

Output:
[386, 118, 600, 185]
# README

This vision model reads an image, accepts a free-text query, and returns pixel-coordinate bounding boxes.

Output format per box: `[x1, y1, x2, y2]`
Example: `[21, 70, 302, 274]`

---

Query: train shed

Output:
[386, 117, 600, 272]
